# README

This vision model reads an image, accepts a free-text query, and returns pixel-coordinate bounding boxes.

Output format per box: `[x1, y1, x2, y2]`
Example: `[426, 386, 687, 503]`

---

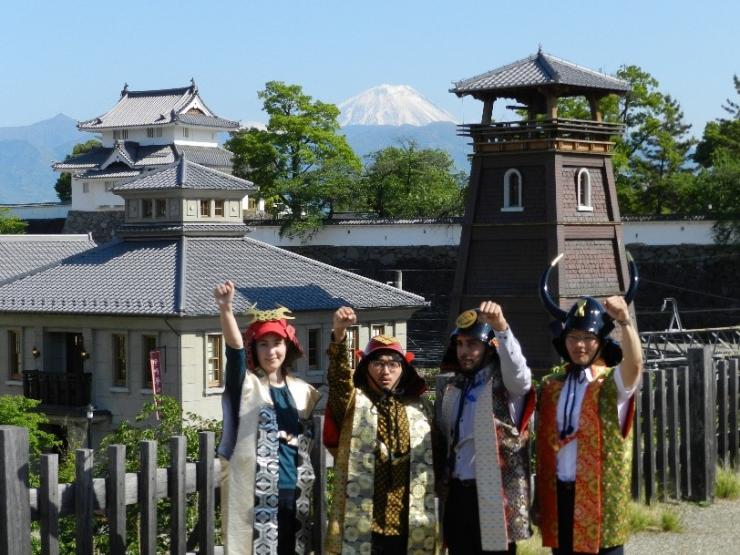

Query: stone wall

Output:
[287, 243, 740, 365]
[63, 210, 124, 243]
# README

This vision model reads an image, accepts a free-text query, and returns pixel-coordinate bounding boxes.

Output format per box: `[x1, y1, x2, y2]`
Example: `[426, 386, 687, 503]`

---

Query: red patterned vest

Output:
[536, 365, 635, 553]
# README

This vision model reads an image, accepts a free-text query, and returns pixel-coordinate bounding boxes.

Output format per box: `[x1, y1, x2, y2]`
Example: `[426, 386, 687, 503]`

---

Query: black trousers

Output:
[552, 481, 624, 555]
[444, 479, 517, 555]
[371, 532, 408, 554]
[277, 488, 297, 555]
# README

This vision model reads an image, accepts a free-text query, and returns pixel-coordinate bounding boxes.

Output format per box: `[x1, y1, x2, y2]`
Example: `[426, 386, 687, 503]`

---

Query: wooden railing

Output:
[23, 370, 92, 407]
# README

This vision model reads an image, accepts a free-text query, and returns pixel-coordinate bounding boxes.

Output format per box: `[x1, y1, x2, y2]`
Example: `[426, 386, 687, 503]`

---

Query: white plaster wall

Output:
[71, 177, 125, 210]
[2, 203, 71, 220]
[622, 221, 715, 245]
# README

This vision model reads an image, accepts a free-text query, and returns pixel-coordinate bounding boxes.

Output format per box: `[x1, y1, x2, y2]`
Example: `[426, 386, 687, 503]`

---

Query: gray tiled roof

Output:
[175, 113, 239, 129]
[0, 234, 97, 283]
[0, 236, 426, 316]
[451, 50, 629, 96]
[77, 84, 238, 130]
[54, 144, 233, 172]
[112, 158, 253, 192]
[77, 166, 140, 179]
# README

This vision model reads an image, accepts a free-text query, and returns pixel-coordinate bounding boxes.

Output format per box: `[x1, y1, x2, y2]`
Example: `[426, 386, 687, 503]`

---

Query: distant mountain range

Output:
[0, 114, 90, 204]
[0, 86, 472, 204]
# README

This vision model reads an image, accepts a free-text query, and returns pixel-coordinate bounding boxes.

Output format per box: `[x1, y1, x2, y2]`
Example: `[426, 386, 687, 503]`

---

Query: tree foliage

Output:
[558, 65, 695, 215]
[360, 140, 466, 218]
[0, 206, 27, 234]
[54, 139, 102, 203]
[0, 395, 60, 458]
[225, 81, 362, 236]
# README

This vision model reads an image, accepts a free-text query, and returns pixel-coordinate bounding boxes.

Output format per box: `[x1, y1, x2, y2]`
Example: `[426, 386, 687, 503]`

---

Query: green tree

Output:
[54, 139, 102, 203]
[225, 82, 362, 236]
[694, 75, 740, 167]
[0, 206, 27, 234]
[361, 140, 466, 218]
[0, 395, 60, 458]
[557, 66, 696, 214]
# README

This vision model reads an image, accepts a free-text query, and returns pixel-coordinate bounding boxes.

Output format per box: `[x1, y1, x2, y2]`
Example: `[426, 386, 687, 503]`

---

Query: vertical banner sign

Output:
[149, 349, 163, 419]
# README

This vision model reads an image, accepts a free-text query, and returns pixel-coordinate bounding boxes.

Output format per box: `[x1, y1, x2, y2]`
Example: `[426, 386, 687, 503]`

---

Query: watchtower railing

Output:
[23, 369, 93, 407]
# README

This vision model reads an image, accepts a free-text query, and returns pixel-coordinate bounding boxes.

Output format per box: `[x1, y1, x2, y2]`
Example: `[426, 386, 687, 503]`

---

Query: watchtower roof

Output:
[451, 49, 629, 98]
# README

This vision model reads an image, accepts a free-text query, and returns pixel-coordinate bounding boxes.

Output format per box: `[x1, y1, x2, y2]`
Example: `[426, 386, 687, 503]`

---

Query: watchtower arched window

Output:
[502, 168, 523, 211]
[577, 168, 593, 211]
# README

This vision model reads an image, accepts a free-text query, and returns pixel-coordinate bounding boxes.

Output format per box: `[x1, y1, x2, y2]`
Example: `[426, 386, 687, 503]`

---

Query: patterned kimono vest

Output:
[536, 366, 634, 554]
[325, 388, 438, 554]
[222, 373, 320, 555]
[438, 364, 534, 550]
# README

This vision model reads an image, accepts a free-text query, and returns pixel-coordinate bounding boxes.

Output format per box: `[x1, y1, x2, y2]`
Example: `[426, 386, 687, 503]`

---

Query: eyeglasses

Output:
[369, 360, 402, 371]
[565, 333, 599, 345]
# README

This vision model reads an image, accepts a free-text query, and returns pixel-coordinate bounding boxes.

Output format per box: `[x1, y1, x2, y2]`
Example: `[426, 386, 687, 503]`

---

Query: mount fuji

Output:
[338, 85, 470, 171]
[338, 84, 456, 127]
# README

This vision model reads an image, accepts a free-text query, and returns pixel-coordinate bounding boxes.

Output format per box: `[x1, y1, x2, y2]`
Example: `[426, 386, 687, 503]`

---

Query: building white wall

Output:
[246, 220, 716, 247]
[98, 126, 217, 148]
[71, 176, 126, 210]
[2, 203, 71, 220]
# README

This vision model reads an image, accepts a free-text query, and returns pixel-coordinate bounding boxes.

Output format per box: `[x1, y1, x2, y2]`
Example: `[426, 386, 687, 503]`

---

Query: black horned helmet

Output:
[441, 308, 499, 373]
[539, 253, 639, 367]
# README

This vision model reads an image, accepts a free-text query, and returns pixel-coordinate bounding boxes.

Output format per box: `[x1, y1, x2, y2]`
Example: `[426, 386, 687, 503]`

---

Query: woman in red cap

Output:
[323, 307, 437, 555]
[214, 280, 320, 555]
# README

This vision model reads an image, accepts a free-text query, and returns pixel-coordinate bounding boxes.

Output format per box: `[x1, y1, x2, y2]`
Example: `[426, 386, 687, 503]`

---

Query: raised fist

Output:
[333, 306, 357, 341]
[213, 280, 236, 310]
[478, 300, 508, 332]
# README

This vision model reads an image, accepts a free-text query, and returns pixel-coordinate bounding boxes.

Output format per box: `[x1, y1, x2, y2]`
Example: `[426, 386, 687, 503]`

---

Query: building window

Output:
[577, 168, 593, 211]
[200, 200, 211, 217]
[112, 334, 127, 388]
[113, 129, 129, 141]
[146, 127, 162, 138]
[214, 200, 224, 217]
[345, 326, 360, 370]
[156, 199, 167, 218]
[104, 181, 115, 192]
[142, 199, 153, 218]
[82, 182, 90, 193]
[307, 328, 321, 370]
[7, 330, 22, 380]
[371, 324, 386, 337]
[182, 127, 189, 138]
[206, 335, 223, 387]
[142, 335, 157, 390]
[247, 196, 258, 210]
[502, 169, 523, 211]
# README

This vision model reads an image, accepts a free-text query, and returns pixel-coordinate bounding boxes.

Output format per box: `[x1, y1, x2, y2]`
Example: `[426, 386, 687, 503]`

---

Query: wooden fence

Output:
[0, 417, 327, 555]
[632, 346, 739, 504]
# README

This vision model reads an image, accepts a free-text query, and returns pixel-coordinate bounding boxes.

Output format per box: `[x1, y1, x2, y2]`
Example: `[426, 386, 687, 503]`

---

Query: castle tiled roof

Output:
[451, 50, 629, 96]
[53, 144, 233, 172]
[78, 83, 239, 130]
[0, 237, 426, 316]
[112, 158, 254, 192]
[0, 234, 97, 283]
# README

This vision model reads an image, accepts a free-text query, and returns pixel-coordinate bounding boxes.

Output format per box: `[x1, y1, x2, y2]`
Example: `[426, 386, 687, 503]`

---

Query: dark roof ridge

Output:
[451, 52, 538, 92]
[537, 50, 560, 82]
[124, 85, 194, 97]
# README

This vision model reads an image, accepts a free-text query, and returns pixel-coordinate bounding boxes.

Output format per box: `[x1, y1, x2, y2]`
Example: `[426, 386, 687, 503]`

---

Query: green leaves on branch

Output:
[0, 207, 27, 234]
[54, 139, 101, 203]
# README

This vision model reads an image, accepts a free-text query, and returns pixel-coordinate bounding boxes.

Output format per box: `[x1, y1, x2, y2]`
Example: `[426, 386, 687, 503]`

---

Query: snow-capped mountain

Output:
[338, 84, 456, 127]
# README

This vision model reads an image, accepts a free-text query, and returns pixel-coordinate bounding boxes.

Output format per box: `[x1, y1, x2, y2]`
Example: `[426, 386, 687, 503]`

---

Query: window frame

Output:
[142, 199, 154, 218]
[307, 328, 321, 371]
[501, 168, 524, 212]
[577, 168, 594, 212]
[112, 333, 128, 388]
[141, 334, 157, 391]
[200, 199, 211, 217]
[155, 199, 167, 218]
[345, 326, 360, 370]
[206, 334, 223, 388]
[7, 329, 22, 381]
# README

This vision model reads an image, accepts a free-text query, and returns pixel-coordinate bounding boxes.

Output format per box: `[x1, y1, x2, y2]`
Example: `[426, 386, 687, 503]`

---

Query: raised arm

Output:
[214, 280, 243, 349]
[478, 300, 532, 396]
[605, 295, 643, 390]
[326, 306, 357, 424]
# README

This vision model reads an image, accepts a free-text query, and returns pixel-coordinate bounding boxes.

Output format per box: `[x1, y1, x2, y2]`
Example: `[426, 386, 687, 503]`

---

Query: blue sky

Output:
[2, 0, 737, 137]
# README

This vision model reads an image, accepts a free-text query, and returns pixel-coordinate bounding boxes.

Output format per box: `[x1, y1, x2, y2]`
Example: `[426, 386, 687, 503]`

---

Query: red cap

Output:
[244, 319, 303, 370]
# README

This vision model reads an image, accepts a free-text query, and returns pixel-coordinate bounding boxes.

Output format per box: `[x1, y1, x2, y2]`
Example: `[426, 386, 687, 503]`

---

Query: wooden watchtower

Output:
[449, 49, 632, 369]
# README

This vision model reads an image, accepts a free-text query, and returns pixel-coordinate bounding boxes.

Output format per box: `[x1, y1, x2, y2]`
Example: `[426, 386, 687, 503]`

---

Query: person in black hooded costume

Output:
[323, 306, 437, 555]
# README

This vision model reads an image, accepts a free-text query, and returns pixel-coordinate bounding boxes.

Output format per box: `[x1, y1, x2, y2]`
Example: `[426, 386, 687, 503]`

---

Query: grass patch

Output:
[715, 465, 740, 499]
[628, 501, 683, 533]
[517, 529, 549, 555]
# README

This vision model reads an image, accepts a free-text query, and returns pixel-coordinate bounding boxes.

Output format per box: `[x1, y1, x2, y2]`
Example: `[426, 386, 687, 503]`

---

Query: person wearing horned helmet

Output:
[214, 280, 321, 555]
[535, 255, 642, 555]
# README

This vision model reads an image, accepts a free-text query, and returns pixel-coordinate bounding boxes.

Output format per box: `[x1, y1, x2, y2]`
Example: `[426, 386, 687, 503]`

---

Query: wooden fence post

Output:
[311, 414, 327, 553]
[75, 448, 95, 555]
[688, 346, 716, 503]
[169, 436, 186, 555]
[0, 426, 31, 555]
[197, 432, 215, 555]
[107, 444, 127, 555]
[139, 440, 158, 555]
[730, 358, 739, 468]
[40, 453, 60, 555]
